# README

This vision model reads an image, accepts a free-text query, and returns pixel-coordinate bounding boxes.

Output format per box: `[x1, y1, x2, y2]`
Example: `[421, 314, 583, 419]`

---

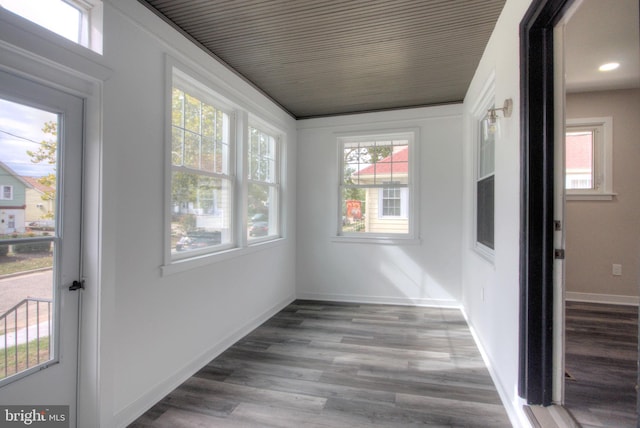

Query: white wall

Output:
[104, 2, 298, 425]
[461, 0, 534, 426]
[296, 105, 463, 307]
[0, 1, 297, 426]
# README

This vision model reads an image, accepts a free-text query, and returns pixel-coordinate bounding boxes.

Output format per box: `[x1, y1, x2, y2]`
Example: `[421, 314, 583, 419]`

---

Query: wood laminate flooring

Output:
[564, 301, 638, 427]
[130, 300, 511, 427]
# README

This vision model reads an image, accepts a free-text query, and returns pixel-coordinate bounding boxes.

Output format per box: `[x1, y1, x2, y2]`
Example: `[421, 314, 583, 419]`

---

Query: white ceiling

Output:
[565, 0, 640, 93]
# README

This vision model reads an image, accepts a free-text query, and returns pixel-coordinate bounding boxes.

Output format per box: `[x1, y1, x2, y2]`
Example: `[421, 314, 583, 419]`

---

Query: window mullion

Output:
[172, 165, 230, 181]
[477, 171, 495, 182]
[198, 100, 203, 171]
[180, 95, 186, 166]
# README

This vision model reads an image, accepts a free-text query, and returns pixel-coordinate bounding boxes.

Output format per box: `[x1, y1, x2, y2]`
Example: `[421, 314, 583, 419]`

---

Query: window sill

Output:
[248, 234, 280, 245]
[161, 237, 286, 276]
[566, 192, 616, 201]
[331, 235, 421, 245]
[473, 242, 495, 264]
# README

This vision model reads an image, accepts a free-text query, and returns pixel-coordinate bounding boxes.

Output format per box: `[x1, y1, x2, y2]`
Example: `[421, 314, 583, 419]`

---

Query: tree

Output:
[171, 171, 198, 215]
[342, 144, 392, 215]
[26, 121, 57, 219]
[247, 127, 272, 217]
[343, 166, 365, 202]
[171, 88, 227, 225]
[343, 145, 393, 169]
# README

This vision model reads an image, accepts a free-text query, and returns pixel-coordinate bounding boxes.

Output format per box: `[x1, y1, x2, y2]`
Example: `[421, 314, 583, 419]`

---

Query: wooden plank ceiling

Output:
[139, 0, 505, 119]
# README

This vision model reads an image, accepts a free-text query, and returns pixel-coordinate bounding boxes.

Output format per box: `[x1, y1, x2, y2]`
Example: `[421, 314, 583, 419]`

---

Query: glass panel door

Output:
[0, 99, 58, 380]
[0, 69, 83, 426]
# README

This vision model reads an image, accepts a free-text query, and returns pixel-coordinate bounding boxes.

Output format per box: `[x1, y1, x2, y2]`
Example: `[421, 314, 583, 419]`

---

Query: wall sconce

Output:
[483, 98, 513, 138]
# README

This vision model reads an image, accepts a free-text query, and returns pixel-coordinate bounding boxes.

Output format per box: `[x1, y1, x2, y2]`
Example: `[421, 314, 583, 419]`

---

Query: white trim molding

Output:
[566, 291, 639, 306]
[296, 292, 460, 309]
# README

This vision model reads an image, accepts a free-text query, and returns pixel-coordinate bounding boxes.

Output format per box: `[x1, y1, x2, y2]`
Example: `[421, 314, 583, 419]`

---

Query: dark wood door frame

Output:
[518, 0, 575, 406]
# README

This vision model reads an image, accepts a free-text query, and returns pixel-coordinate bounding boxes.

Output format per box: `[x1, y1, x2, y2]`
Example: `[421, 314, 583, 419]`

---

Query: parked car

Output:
[27, 220, 55, 231]
[249, 221, 268, 237]
[250, 213, 267, 223]
[176, 231, 221, 251]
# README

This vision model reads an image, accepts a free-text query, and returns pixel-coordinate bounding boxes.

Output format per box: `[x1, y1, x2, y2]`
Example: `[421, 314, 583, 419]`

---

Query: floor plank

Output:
[564, 301, 638, 427]
[129, 300, 511, 427]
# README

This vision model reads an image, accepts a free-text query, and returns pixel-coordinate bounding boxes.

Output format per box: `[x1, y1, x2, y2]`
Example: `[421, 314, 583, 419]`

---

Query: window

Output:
[170, 74, 234, 260]
[379, 184, 408, 218]
[565, 117, 613, 200]
[0, 0, 103, 53]
[476, 109, 495, 251]
[165, 64, 287, 272]
[381, 186, 401, 217]
[338, 131, 415, 239]
[1, 185, 12, 200]
[247, 125, 280, 241]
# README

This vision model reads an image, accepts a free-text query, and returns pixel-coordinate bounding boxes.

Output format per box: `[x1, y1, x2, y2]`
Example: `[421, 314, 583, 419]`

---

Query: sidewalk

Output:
[0, 269, 53, 315]
[0, 320, 50, 350]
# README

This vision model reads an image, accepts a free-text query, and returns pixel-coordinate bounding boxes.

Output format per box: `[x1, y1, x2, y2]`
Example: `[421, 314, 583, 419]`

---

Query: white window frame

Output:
[336, 129, 419, 244]
[476, 109, 495, 253]
[565, 117, 614, 201]
[471, 73, 496, 261]
[162, 58, 287, 275]
[0, 0, 103, 54]
[168, 67, 237, 262]
[1, 185, 13, 200]
[246, 120, 282, 244]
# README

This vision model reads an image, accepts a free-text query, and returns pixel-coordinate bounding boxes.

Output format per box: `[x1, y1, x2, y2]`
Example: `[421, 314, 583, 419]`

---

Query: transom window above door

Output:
[0, 0, 103, 53]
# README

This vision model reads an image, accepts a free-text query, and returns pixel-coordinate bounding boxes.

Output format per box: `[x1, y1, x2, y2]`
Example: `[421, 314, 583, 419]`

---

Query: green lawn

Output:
[0, 336, 51, 380]
[0, 255, 53, 276]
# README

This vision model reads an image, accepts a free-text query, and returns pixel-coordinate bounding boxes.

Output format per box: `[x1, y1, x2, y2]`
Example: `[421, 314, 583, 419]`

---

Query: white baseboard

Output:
[296, 291, 461, 308]
[565, 292, 639, 306]
[461, 310, 531, 428]
[114, 294, 296, 428]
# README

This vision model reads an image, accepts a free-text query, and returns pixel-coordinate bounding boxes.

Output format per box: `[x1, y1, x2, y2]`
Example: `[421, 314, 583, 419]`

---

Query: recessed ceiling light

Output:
[599, 62, 620, 72]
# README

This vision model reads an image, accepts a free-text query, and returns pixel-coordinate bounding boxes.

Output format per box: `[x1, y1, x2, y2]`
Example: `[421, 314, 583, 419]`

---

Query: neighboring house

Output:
[22, 176, 55, 225]
[0, 161, 28, 235]
[0, 162, 54, 235]
[354, 146, 409, 234]
[565, 132, 593, 189]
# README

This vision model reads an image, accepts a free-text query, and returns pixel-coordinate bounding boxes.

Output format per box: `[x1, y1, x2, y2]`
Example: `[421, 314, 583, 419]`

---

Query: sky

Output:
[0, 0, 82, 178]
[0, 99, 57, 177]
[0, 0, 81, 43]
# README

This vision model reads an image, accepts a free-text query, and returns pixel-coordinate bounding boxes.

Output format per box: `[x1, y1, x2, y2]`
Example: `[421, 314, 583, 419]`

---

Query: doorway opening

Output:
[520, 1, 640, 425]
[560, 0, 640, 425]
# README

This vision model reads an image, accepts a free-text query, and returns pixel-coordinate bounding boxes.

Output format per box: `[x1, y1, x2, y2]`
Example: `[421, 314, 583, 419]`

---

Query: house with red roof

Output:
[354, 146, 409, 234]
[565, 131, 594, 189]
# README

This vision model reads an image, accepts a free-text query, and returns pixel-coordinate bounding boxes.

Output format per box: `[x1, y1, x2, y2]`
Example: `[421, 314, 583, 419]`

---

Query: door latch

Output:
[69, 280, 85, 291]
[554, 249, 565, 260]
